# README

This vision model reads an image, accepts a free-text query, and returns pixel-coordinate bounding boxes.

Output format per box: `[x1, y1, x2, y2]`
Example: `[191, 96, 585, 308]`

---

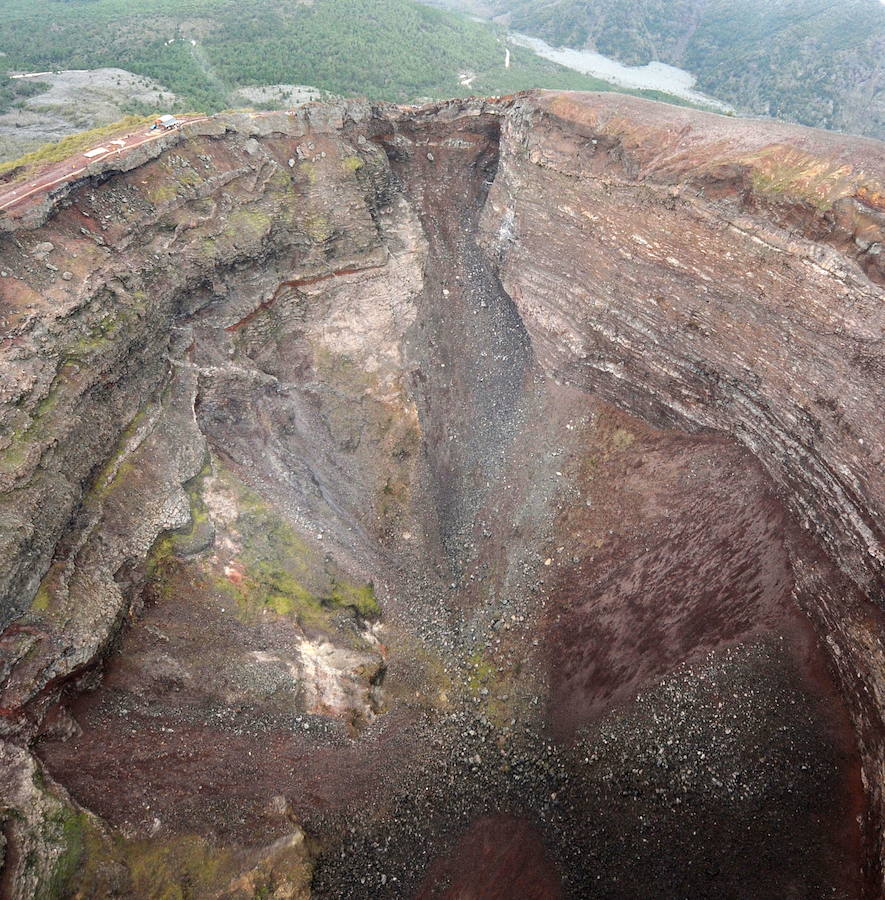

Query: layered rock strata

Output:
[0, 92, 882, 898]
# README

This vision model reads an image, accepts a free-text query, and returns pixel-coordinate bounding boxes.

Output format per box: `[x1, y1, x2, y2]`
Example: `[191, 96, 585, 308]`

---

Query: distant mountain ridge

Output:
[437, 0, 885, 140]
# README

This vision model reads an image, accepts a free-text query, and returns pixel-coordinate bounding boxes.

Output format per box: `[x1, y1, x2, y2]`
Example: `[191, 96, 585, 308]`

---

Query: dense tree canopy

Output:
[458, 0, 885, 137]
[0, 0, 700, 112]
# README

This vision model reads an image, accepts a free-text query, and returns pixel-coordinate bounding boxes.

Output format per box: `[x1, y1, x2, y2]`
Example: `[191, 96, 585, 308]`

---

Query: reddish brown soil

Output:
[538, 403, 867, 896]
[416, 817, 562, 900]
[36, 568, 424, 845]
[39, 699, 420, 843]
[544, 414, 802, 737]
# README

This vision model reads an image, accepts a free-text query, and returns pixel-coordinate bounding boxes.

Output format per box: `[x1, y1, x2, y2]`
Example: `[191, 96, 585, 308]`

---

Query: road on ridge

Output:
[0, 116, 210, 214]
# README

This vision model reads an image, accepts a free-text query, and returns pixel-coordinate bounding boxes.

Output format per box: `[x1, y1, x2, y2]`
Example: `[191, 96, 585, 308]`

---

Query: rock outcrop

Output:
[0, 92, 882, 898]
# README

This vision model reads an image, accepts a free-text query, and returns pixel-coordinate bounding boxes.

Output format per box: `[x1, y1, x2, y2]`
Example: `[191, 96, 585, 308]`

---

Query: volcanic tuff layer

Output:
[0, 92, 883, 898]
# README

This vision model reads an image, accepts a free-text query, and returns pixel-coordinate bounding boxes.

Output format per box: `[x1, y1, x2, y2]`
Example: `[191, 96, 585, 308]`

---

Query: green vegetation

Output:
[464, 649, 523, 727]
[0, 365, 72, 475]
[0, 72, 48, 114]
[26, 785, 245, 900]
[468, 0, 885, 137]
[55, 824, 313, 899]
[0, 301, 152, 479]
[743, 145, 864, 211]
[329, 581, 380, 619]
[124, 834, 231, 899]
[169, 460, 215, 550]
[52, 816, 248, 899]
[143, 459, 381, 636]
[0, 0, 697, 117]
[42, 808, 87, 900]
[218, 468, 381, 627]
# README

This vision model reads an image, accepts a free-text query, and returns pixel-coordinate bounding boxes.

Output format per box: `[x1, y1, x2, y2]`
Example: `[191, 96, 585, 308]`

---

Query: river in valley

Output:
[512, 32, 735, 112]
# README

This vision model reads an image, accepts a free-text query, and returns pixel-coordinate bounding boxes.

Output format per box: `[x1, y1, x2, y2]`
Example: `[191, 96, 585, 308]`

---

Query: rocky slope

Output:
[0, 92, 882, 898]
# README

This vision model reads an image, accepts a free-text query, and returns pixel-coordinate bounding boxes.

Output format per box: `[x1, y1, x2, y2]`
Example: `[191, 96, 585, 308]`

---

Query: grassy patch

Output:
[65, 313, 137, 362]
[143, 533, 178, 605]
[86, 406, 151, 503]
[161, 458, 215, 555]
[60, 825, 246, 899]
[224, 206, 273, 243]
[125, 834, 230, 899]
[750, 167, 834, 211]
[577, 420, 636, 484]
[608, 426, 635, 453]
[464, 650, 520, 727]
[0, 307, 158, 501]
[0, 369, 71, 474]
[329, 581, 380, 618]
[29, 573, 58, 614]
[467, 652, 498, 696]
[744, 145, 868, 211]
[37, 807, 87, 900]
[0, 115, 156, 182]
[304, 211, 332, 243]
[137, 460, 381, 639]
[145, 180, 179, 206]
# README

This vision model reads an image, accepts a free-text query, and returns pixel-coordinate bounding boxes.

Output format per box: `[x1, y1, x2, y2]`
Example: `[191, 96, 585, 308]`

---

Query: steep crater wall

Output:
[479, 91, 885, 886]
[0, 93, 882, 898]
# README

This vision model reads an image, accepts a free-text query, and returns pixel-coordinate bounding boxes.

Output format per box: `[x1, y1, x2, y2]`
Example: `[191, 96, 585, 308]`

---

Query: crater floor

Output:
[38, 398, 866, 898]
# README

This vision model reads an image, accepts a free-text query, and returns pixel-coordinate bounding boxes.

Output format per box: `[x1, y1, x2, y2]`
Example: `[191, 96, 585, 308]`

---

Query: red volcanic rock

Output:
[0, 93, 882, 898]
[417, 817, 562, 899]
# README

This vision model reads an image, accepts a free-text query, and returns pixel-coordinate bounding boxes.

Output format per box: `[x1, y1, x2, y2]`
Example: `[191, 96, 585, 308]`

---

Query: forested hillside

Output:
[450, 0, 885, 139]
[0, 0, 697, 113]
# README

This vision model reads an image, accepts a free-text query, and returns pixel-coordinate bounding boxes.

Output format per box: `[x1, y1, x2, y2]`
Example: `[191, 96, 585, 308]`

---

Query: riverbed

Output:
[512, 32, 734, 112]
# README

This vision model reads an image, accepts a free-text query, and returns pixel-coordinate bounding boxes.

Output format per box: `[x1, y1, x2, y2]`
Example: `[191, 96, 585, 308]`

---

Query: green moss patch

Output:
[0, 364, 78, 474]
[217, 467, 381, 633]
[141, 459, 381, 643]
[224, 466, 379, 628]
[124, 834, 231, 900]
[165, 459, 215, 556]
[464, 650, 525, 728]
[28, 563, 65, 617]
[223, 207, 273, 244]
[744, 145, 865, 212]
[58, 826, 253, 900]
[329, 581, 380, 618]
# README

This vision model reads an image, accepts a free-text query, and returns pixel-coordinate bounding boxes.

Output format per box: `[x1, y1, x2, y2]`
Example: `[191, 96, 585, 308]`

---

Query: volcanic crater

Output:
[0, 91, 883, 899]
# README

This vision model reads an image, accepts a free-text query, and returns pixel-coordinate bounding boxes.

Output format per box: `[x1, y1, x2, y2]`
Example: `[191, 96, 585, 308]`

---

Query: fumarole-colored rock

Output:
[0, 92, 882, 899]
